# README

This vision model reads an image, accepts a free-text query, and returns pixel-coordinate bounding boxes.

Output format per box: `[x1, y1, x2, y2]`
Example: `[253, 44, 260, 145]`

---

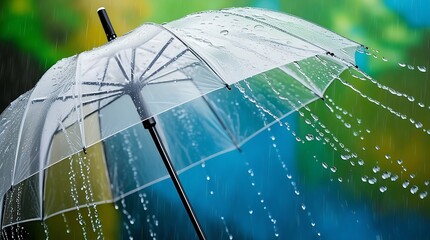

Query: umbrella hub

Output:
[124, 83, 151, 122]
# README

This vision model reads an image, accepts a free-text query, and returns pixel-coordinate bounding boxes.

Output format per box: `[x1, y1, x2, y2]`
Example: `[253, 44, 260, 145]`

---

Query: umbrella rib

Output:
[279, 63, 321, 97]
[81, 92, 124, 106]
[31, 88, 125, 103]
[81, 81, 126, 87]
[157, 24, 229, 87]
[147, 77, 193, 85]
[56, 93, 125, 133]
[139, 37, 175, 81]
[146, 62, 200, 83]
[131, 48, 136, 81]
[114, 55, 130, 81]
[142, 49, 189, 84]
[202, 95, 242, 151]
[80, 88, 125, 98]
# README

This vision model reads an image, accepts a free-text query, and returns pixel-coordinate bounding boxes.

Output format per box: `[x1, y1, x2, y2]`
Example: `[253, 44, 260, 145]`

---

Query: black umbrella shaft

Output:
[144, 119, 206, 240]
[97, 7, 117, 41]
[130, 88, 205, 239]
[130, 91, 206, 239]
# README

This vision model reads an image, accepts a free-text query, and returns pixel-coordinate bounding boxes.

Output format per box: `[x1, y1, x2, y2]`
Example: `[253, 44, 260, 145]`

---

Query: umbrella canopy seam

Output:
[155, 23, 230, 88]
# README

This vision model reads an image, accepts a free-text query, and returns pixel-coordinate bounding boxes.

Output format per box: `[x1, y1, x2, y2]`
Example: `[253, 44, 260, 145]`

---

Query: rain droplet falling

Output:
[220, 216, 233, 240]
[410, 185, 419, 194]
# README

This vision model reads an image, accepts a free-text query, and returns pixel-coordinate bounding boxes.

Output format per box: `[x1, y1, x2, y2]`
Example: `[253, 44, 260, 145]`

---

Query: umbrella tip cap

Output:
[97, 7, 105, 12]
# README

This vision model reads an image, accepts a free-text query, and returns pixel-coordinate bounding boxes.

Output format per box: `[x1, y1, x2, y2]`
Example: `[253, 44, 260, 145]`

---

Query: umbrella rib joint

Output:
[97, 7, 206, 240]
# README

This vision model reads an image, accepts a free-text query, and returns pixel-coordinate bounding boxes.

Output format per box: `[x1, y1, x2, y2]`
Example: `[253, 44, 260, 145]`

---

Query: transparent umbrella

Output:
[0, 7, 360, 239]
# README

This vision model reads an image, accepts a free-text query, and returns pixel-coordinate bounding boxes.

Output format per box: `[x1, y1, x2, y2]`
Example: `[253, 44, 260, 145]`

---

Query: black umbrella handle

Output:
[97, 7, 117, 41]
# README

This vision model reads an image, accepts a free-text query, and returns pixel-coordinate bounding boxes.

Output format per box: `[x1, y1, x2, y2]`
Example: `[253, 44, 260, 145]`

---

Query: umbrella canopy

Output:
[0, 7, 359, 238]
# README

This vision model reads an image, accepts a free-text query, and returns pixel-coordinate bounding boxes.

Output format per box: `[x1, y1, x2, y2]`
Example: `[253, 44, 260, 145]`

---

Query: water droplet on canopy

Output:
[220, 30, 229, 35]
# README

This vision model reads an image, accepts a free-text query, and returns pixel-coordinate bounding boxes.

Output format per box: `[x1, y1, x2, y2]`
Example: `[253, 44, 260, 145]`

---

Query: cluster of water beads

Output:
[356, 46, 427, 73]
[68, 155, 88, 238]
[173, 106, 220, 198]
[61, 213, 71, 234]
[122, 219, 133, 240]
[349, 68, 430, 125]
[237, 82, 286, 237]
[3, 224, 29, 240]
[220, 216, 234, 240]
[234, 81, 282, 124]
[269, 72, 430, 200]
[117, 129, 158, 239]
[115, 197, 135, 240]
[60, 120, 106, 239]
[347, 66, 430, 190]
[285, 110, 357, 186]
[146, 214, 159, 240]
[13, 185, 23, 238]
[337, 76, 430, 135]
[78, 154, 104, 239]
[324, 94, 429, 197]
[243, 154, 280, 238]
[238, 81, 321, 237]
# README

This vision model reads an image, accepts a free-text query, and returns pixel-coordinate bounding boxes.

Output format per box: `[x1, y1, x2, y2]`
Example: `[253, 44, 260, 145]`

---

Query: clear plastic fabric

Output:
[0, 7, 359, 228]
